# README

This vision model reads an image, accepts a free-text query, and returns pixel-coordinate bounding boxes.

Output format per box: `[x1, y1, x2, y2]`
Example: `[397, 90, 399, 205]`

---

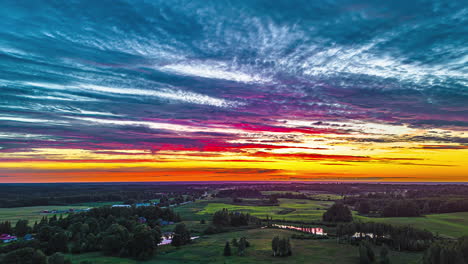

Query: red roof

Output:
[0, 234, 17, 240]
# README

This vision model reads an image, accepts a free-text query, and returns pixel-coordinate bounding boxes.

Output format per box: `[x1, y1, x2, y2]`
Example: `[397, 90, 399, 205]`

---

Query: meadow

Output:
[174, 198, 333, 223]
[174, 198, 468, 238]
[67, 228, 422, 264]
[356, 212, 468, 238]
[0, 205, 91, 223]
[1, 189, 467, 263]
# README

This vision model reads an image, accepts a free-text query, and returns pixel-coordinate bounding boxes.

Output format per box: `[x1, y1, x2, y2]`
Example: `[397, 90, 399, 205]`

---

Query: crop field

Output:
[0, 205, 91, 223]
[66, 228, 422, 264]
[357, 212, 468, 238]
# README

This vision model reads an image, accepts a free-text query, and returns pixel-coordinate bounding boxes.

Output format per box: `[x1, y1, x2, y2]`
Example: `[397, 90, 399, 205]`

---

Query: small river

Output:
[269, 224, 327, 235]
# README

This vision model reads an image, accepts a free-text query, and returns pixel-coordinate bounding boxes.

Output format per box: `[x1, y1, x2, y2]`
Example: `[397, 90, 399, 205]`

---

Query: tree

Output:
[358, 201, 371, 215]
[212, 208, 230, 226]
[3, 247, 47, 264]
[359, 241, 375, 264]
[48, 230, 69, 254]
[223, 241, 232, 256]
[323, 203, 353, 222]
[127, 225, 161, 260]
[171, 223, 191, 247]
[102, 224, 130, 255]
[14, 219, 30, 237]
[238, 237, 247, 256]
[47, 252, 72, 264]
[380, 245, 390, 264]
[0, 221, 13, 234]
[360, 244, 372, 264]
[272, 236, 292, 257]
[232, 238, 239, 247]
[272, 236, 279, 256]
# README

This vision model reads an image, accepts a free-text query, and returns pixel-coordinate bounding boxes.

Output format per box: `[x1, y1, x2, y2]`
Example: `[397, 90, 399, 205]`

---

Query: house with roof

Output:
[135, 203, 151, 207]
[111, 204, 131, 208]
[0, 234, 17, 243]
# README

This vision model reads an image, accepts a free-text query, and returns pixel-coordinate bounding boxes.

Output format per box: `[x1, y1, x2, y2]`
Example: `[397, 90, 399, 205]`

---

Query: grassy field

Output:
[0, 205, 90, 223]
[174, 198, 333, 222]
[175, 198, 468, 238]
[357, 212, 468, 238]
[67, 228, 422, 264]
[260, 191, 342, 200]
[70, 201, 122, 207]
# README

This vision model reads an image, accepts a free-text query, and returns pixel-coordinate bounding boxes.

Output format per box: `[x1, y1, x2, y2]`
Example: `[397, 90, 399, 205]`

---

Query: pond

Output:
[158, 232, 200, 246]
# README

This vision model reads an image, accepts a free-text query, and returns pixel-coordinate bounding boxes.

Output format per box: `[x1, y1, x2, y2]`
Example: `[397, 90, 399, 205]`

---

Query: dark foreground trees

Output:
[322, 202, 353, 222]
[272, 236, 292, 257]
[423, 236, 468, 264]
[2, 247, 47, 264]
[337, 222, 433, 252]
[359, 241, 375, 264]
[127, 224, 162, 260]
[223, 241, 232, 256]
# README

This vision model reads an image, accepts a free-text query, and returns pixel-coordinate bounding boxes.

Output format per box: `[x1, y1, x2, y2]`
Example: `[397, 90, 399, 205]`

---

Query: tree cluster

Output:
[271, 236, 292, 257]
[423, 236, 468, 264]
[359, 242, 391, 264]
[171, 223, 191, 247]
[337, 222, 433, 251]
[212, 209, 253, 227]
[322, 203, 353, 222]
[230, 237, 250, 256]
[1, 205, 181, 261]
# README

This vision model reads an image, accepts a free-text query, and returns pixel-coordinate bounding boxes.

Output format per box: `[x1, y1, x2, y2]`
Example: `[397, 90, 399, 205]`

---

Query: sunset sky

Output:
[0, 0, 467, 182]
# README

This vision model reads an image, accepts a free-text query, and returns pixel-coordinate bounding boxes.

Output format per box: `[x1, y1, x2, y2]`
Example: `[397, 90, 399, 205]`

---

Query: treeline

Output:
[0, 205, 181, 261]
[349, 197, 468, 217]
[423, 236, 468, 264]
[337, 222, 434, 251]
[0, 183, 204, 208]
[212, 182, 468, 198]
[216, 189, 263, 198]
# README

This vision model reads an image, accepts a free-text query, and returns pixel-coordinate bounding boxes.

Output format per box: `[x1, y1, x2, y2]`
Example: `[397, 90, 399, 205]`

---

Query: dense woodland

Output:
[0, 206, 181, 262]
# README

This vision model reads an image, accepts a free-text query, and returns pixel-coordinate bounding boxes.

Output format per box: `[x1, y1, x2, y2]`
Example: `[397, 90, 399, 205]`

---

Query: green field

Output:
[260, 191, 342, 200]
[174, 198, 333, 222]
[356, 212, 468, 238]
[0, 205, 90, 223]
[2, 197, 467, 263]
[70, 201, 121, 207]
[67, 228, 422, 264]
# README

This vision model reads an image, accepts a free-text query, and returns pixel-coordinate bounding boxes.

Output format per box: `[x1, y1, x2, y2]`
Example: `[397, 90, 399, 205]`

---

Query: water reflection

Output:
[271, 224, 327, 235]
[158, 232, 200, 246]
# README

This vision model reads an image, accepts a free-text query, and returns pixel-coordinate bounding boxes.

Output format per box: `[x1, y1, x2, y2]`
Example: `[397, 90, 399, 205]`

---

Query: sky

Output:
[0, 0, 467, 183]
